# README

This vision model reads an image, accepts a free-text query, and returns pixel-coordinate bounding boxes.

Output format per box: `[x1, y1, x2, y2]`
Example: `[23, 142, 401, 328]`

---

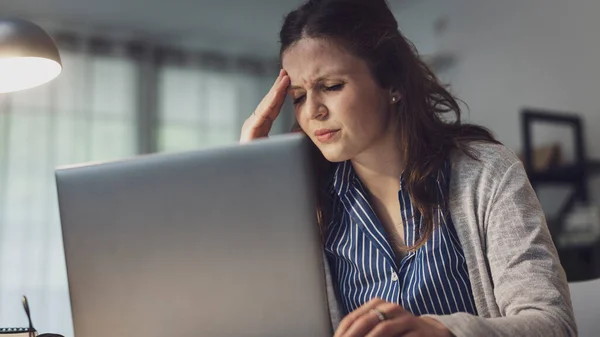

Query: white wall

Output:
[438, 0, 600, 158]
[392, 0, 448, 56]
[397, 0, 600, 207]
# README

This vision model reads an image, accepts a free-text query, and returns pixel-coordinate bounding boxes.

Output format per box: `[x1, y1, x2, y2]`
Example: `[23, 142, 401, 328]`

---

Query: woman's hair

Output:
[279, 0, 500, 250]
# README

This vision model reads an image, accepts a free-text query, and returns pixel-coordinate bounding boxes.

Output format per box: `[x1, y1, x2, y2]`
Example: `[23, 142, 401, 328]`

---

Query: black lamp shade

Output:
[0, 17, 62, 93]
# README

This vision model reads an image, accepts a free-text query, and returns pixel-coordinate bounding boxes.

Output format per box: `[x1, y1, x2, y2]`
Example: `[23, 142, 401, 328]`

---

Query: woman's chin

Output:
[318, 146, 351, 163]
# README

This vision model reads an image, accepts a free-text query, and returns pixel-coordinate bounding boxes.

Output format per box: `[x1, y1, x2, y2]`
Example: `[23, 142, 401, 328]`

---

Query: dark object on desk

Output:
[22, 296, 34, 335]
[0, 296, 36, 336]
[0, 328, 33, 336]
[521, 108, 600, 281]
[0, 296, 64, 337]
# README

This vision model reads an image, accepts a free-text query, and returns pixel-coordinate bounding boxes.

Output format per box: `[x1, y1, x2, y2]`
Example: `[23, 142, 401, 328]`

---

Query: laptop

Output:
[56, 133, 332, 337]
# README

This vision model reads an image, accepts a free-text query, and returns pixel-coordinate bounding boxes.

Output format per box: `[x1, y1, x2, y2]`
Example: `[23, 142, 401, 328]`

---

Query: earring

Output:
[391, 96, 398, 103]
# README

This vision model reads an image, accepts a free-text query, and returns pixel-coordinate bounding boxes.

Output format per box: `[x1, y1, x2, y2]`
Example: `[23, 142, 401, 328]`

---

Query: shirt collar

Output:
[329, 160, 354, 198]
[328, 158, 451, 199]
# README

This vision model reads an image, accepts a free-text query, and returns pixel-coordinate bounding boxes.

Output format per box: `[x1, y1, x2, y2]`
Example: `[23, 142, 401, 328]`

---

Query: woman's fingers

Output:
[256, 69, 289, 122]
[364, 313, 416, 337]
[334, 298, 386, 337]
[341, 302, 406, 337]
[240, 69, 290, 143]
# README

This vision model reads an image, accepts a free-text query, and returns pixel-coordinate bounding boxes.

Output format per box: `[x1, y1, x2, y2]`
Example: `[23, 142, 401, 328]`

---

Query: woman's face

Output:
[282, 37, 397, 163]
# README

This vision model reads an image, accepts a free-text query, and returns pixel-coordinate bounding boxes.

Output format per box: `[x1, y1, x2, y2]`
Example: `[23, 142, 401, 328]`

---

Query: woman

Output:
[240, 0, 575, 336]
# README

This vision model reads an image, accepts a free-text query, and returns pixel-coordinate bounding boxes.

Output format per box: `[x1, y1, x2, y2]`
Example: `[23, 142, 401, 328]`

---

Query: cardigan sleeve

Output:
[424, 161, 576, 337]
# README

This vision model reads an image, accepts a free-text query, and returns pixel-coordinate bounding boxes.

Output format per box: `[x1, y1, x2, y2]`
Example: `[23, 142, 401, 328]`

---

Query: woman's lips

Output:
[314, 129, 340, 142]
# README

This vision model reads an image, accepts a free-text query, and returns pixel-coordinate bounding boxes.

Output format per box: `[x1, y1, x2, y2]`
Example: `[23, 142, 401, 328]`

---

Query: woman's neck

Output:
[350, 132, 403, 198]
[350, 132, 406, 255]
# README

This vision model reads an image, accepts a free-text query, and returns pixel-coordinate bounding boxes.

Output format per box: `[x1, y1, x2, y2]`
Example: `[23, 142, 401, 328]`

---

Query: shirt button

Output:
[391, 272, 399, 281]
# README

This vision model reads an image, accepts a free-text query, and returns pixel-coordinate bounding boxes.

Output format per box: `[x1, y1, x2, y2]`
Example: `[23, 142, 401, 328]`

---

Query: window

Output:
[0, 50, 137, 336]
[0, 42, 283, 336]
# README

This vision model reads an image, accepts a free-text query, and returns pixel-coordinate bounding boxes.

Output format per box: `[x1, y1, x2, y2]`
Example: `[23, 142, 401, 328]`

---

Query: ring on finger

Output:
[370, 308, 388, 322]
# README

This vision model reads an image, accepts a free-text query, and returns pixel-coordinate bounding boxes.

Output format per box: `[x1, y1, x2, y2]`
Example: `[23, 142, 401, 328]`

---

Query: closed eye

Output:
[293, 95, 305, 105]
[325, 83, 344, 91]
[293, 83, 344, 105]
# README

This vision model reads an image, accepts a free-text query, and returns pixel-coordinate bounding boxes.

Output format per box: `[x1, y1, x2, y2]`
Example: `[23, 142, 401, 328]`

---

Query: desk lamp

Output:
[0, 17, 62, 93]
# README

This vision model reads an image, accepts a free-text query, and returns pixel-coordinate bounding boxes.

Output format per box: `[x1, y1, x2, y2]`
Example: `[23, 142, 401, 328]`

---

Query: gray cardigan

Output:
[324, 142, 577, 336]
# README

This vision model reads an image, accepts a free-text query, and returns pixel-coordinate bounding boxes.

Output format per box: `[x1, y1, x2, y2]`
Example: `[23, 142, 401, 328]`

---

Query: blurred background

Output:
[1, 0, 600, 335]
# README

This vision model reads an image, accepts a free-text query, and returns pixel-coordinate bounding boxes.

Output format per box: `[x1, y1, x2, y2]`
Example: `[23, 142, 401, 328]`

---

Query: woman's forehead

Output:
[282, 38, 349, 64]
[282, 38, 366, 86]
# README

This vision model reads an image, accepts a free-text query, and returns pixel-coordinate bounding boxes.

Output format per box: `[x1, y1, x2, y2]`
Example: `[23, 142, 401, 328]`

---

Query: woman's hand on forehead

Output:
[239, 69, 290, 143]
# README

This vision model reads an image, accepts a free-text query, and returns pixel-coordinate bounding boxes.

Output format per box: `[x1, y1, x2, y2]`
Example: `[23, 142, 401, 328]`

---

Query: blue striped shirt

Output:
[324, 160, 477, 316]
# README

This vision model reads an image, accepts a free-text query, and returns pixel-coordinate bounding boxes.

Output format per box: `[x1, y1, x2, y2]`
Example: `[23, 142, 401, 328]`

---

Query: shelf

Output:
[528, 160, 600, 184]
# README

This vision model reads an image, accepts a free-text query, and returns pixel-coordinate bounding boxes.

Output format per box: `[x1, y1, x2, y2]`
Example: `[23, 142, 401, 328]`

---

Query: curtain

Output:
[0, 35, 283, 336]
[157, 55, 287, 152]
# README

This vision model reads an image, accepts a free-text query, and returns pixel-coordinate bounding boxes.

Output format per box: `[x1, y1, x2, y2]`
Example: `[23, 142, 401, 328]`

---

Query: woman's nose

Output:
[306, 96, 328, 121]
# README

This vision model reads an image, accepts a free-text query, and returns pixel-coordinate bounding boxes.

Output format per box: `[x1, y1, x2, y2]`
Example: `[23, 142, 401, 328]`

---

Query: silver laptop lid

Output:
[56, 134, 332, 337]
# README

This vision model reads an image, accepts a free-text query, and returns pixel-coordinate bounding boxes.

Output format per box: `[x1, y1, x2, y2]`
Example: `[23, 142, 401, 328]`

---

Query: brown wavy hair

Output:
[279, 0, 500, 250]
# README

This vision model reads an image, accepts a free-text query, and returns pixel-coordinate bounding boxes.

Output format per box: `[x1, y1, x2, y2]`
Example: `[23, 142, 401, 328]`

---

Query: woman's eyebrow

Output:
[289, 72, 345, 90]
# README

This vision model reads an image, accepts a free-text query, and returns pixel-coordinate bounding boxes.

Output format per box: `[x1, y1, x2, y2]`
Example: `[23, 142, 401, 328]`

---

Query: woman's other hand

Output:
[334, 298, 452, 337]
